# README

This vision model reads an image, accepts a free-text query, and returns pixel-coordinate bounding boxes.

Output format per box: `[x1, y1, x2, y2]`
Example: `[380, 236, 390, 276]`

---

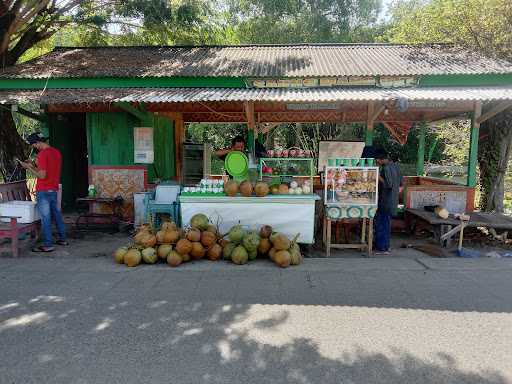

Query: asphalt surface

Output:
[1, 256, 512, 384]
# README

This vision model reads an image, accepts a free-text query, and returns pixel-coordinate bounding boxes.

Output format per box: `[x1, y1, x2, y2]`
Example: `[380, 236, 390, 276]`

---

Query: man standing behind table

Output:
[374, 147, 401, 254]
[20, 132, 68, 252]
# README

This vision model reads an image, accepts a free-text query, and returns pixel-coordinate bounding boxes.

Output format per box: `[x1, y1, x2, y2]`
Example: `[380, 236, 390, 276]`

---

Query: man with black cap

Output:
[20, 132, 67, 252]
[374, 147, 401, 255]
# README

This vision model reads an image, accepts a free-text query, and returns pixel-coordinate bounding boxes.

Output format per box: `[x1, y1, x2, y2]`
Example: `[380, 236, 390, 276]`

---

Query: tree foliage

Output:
[227, 0, 383, 43]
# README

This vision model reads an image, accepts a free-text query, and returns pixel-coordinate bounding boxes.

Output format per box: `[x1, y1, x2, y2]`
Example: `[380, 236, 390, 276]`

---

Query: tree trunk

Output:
[477, 110, 512, 212]
[0, 109, 28, 182]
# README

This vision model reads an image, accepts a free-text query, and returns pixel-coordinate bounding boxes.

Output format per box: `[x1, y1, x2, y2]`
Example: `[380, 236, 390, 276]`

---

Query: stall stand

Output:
[323, 159, 378, 256]
[180, 153, 319, 244]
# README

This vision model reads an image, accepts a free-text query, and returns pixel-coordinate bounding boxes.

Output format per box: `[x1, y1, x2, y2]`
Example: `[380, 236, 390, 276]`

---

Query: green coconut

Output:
[231, 246, 249, 265]
[141, 247, 158, 264]
[242, 231, 260, 252]
[248, 248, 257, 261]
[114, 246, 128, 264]
[289, 243, 303, 265]
[228, 225, 246, 244]
[222, 242, 237, 260]
[190, 213, 209, 231]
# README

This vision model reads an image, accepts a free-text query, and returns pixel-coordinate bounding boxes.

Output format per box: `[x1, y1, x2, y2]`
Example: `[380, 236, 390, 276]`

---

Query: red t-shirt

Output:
[35, 147, 62, 192]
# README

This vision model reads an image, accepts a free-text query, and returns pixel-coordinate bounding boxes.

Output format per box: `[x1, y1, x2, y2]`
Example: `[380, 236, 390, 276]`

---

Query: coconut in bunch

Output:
[257, 225, 273, 257]
[129, 223, 158, 266]
[154, 220, 180, 263]
[178, 213, 216, 262]
[269, 232, 303, 268]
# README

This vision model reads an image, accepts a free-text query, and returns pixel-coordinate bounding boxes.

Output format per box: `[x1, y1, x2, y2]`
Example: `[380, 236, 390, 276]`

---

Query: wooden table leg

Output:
[326, 219, 332, 258]
[367, 218, 373, 256]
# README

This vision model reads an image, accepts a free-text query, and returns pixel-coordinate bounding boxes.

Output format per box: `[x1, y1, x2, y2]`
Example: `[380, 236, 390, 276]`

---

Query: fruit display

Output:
[114, 216, 304, 268]
[325, 166, 378, 204]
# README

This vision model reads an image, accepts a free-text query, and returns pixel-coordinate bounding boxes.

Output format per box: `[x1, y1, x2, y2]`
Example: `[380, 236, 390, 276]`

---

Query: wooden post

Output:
[244, 101, 256, 157]
[467, 101, 482, 187]
[416, 122, 426, 176]
[366, 101, 375, 146]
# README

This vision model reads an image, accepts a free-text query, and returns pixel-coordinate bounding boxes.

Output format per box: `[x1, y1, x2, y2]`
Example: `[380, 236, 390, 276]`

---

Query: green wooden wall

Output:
[86, 112, 175, 182]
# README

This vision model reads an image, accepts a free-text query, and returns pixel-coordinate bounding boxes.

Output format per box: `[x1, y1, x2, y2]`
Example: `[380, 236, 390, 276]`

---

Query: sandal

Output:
[32, 246, 54, 253]
[56, 240, 69, 246]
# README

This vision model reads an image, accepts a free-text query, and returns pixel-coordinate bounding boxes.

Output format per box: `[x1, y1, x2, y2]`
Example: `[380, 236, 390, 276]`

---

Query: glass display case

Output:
[259, 158, 315, 193]
[324, 166, 378, 206]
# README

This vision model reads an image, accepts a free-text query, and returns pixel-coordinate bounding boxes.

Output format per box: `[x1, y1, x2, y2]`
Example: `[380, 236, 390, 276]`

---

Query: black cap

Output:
[26, 132, 48, 145]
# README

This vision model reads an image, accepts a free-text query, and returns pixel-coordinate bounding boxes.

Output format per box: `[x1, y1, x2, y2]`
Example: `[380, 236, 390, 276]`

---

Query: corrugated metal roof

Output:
[1, 44, 511, 79]
[2, 86, 512, 104]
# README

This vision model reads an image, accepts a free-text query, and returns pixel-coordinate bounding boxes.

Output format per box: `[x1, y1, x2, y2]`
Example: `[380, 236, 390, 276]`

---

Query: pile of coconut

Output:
[221, 224, 303, 267]
[114, 214, 222, 267]
[114, 215, 304, 268]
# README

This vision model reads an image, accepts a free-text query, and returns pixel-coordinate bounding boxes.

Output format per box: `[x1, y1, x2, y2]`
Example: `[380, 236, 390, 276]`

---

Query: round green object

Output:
[225, 151, 248, 177]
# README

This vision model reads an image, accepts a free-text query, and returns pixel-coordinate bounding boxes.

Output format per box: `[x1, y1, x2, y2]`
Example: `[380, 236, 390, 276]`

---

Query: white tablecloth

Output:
[180, 195, 319, 244]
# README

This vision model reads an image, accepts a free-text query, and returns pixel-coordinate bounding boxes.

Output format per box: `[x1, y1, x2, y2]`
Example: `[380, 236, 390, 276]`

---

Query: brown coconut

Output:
[278, 184, 289, 195]
[239, 181, 253, 197]
[161, 221, 177, 231]
[258, 238, 272, 255]
[260, 225, 273, 239]
[176, 239, 193, 255]
[167, 251, 183, 267]
[274, 250, 291, 268]
[190, 242, 206, 259]
[163, 230, 180, 244]
[254, 182, 270, 197]
[186, 228, 201, 242]
[201, 231, 217, 248]
[207, 244, 223, 261]
[269, 247, 277, 261]
[224, 180, 239, 197]
[271, 233, 291, 251]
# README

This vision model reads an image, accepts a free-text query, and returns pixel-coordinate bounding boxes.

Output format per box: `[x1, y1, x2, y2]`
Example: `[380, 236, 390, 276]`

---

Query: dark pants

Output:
[36, 191, 66, 247]
[375, 210, 391, 251]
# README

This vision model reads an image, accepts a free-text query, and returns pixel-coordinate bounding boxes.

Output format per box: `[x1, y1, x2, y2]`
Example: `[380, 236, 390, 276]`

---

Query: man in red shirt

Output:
[20, 132, 67, 252]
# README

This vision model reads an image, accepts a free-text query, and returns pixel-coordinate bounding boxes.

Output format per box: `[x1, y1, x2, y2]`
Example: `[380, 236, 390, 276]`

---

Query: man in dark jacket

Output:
[374, 148, 401, 254]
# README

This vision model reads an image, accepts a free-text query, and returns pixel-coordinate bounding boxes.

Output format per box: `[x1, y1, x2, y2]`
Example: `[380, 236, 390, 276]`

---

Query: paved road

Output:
[1, 256, 512, 384]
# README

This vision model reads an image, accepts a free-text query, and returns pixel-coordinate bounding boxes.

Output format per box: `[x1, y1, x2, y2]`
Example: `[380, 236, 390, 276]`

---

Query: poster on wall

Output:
[134, 127, 154, 164]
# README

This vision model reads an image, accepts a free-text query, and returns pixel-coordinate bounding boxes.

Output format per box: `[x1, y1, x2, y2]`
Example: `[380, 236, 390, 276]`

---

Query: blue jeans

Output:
[36, 191, 66, 247]
[375, 210, 391, 252]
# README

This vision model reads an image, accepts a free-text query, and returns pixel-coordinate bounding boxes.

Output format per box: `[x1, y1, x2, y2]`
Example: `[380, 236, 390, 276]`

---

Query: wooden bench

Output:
[0, 180, 40, 257]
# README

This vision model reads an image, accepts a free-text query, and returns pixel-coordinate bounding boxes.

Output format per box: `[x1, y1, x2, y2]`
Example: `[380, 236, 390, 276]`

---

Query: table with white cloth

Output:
[179, 194, 320, 244]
